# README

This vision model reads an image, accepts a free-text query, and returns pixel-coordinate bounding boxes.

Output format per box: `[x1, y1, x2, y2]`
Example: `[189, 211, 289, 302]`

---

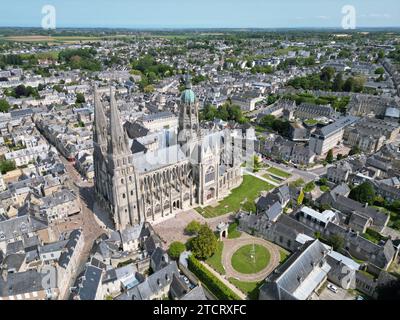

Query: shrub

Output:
[168, 241, 186, 260]
[188, 255, 241, 300]
[185, 220, 202, 235]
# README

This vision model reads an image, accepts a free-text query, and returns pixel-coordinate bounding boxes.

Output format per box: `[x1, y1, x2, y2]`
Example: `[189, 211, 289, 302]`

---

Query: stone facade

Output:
[94, 77, 243, 230]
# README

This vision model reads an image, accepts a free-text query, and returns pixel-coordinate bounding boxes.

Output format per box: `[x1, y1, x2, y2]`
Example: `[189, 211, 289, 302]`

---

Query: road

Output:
[262, 159, 322, 182]
[55, 157, 107, 299]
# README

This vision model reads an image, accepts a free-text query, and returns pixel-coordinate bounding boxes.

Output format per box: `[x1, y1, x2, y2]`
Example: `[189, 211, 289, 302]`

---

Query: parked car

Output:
[327, 283, 338, 293]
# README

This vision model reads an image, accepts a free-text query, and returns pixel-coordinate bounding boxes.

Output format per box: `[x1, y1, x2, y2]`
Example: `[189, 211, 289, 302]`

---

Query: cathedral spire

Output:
[93, 85, 107, 147]
[108, 86, 129, 155]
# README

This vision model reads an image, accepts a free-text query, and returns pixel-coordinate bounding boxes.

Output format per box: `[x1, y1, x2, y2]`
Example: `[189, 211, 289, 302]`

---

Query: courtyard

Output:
[231, 244, 271, 274]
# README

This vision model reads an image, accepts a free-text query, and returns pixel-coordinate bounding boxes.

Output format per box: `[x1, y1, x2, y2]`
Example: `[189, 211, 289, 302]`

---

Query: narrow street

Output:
[54, 157, 108, 299]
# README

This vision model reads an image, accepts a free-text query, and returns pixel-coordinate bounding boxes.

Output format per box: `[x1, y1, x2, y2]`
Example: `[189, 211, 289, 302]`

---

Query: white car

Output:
[327, 283, 338, 293]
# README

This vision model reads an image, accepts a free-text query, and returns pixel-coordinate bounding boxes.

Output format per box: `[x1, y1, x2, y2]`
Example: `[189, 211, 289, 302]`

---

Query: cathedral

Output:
[93, 76, 244, 231]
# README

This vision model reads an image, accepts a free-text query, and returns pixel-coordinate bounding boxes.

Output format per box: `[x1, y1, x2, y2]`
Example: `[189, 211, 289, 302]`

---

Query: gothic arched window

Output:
[205, 166, 215, 183]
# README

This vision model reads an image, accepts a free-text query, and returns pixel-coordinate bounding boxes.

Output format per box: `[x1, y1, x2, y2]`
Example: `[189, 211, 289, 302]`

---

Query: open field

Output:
[3, 34, 131, 43]
[195, 175, 273, 218]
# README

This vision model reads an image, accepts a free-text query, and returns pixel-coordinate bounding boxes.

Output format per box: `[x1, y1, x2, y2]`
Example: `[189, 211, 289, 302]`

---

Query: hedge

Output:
[187, 255, 241, 300]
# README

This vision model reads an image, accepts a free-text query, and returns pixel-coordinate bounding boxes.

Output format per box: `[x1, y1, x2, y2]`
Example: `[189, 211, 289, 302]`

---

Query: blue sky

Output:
[0, 0, 399, 28]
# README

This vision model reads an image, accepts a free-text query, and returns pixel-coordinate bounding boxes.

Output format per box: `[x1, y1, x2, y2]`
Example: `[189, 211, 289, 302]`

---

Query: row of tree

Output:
[288, 67, 365, 93]
[201, 102, 247, 124]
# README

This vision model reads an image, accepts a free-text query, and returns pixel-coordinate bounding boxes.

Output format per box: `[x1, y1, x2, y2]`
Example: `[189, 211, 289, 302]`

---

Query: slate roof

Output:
[260, 240, 330, 300]
[38, 240, 68, 255]
[120, 223, 144, 243]
[169, 273, 189, 299]
[6, 240, 24, 255]
[321, 194, 389, 229]
[0, 269, 44, 297]
[181, 285, 208, 300]
[116, 262, 180, 300]
[59, 229, 82, 268]
[151, 247, 169, 272]
[76, 265, 103, 300]
[3, 253, 25, 272]
[0, 215, 47, 242]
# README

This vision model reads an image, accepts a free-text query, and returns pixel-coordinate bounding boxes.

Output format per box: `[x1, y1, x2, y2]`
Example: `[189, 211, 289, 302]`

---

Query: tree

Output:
[320, 66, 335, 82]
[349, 145, 361, 155]
[297, 190, 305, 205]
[75, 93, 85, 104]
[185, 220, 202, 235]
[0, 159, 16, 174]
[328, 234, 344, 251]
[168, 241, 186, 260]
[375, 67, 385, 75]
[260, 114, 275, 128]
[325, 149, 334, 164]
[191, 224, 218, 260]
[343, 77, 354, 92]
[144, 84, 155, 93]
[332, 72, 344, 92]
[319, 177, 328, 185]
[303, 181, 315, 193]
[378, 50, 385, 59]
[0, 99, 10, 113]
[349, 182, 376, 205]
[217, 104, 229, 121]
[353, 76, 366, 93]
[252, 155, 261, 173]
[203, 104, 218, 121]
[290, 178, 304, 188]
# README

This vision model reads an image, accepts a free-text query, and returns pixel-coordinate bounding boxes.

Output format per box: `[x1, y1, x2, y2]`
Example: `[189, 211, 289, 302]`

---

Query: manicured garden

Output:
[205, 241, 225, 275]
[267, 167, 292, 179]
[231, 244, 271, 274]
[195, 175, 273, 218]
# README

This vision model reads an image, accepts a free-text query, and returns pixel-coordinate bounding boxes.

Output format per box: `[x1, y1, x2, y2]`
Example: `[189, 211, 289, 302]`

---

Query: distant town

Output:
[0, 28, 399, 301]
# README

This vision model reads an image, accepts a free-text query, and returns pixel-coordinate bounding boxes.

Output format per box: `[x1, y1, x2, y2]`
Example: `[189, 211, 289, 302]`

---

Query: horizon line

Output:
[1, 26, 400, 31]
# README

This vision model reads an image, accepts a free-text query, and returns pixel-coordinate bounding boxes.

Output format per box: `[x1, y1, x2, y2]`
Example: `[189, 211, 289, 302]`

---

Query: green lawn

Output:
[231, 244, 271, 274]
[279, 249, 290, 263]
[267, 167, 292, 179]
[304, 119, 319, 126]
[205, 241, 225, 275]
[228, 278, 263, 300]
[195, 175, 273, 218]
[228, 222, 242, 239]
